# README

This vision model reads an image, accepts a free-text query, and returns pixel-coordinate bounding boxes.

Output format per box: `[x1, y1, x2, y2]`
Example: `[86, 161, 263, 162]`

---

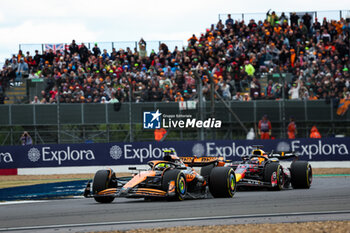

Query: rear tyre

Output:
[291, 161, 312, 189]
[209, 167, 236, 198]
[92, 170, 115, 203]
[162, 169, 187, 201]
[264, 163, 283, 190]
[200, 164, 215, 181]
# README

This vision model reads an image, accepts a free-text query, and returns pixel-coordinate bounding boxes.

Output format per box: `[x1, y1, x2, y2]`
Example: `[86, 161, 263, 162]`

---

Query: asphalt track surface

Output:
[0, 177, 350, 232]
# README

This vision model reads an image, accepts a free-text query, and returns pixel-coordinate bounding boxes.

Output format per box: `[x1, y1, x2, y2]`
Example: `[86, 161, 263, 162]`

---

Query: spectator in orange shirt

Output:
[336, 92, 350, 116]
[154, 128, 167, 141]
[258, 114, 272, 139]
[187, 34, 198, 46]
[175, 92, 184, 102]
[308, 91, 318, 100]
[310, 126, 321, 138]
[287, 117, 297, 139]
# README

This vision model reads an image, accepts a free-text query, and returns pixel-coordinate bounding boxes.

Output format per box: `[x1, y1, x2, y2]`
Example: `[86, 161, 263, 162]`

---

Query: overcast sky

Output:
[0, 0, 349, 63]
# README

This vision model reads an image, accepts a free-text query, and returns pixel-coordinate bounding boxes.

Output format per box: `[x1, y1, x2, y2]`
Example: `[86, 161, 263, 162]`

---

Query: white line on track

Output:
[0, 210, 349, 231]
[0, 200, 48, 205]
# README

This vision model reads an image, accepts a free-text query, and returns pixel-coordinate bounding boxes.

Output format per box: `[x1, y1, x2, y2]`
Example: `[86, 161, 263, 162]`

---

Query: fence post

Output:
[57, 102, 61, 144]
[9, 105, 13, 145]
[330, 99, 334, 121]
[279, 101, 282, 138]
[253, 100, 256, 127]
[9, 104, 12, 126]
[304, 100, 307, 122]
[81, 104, 84, 124]
[10, 127, 13, 146]
[340, 10, 342, 19]
[105, 103, 109, 143]
[19, 44, 21, 51]
[129, 102, 133, 142]
[330, 99, 335, 135]
[242, 14, 244, 21]
[41, 44, 44, 54]
[33, 104, 36, 126]
[112, 42, 114, 49]
[304, 100, 308, 138]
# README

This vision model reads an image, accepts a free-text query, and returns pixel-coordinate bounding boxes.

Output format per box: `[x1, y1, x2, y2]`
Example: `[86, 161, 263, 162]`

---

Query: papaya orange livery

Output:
[84, 150, 236, 203]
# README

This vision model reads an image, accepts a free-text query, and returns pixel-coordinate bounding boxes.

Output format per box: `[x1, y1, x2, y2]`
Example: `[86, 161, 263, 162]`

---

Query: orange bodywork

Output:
[98, 188, 117, 195]
[134, 188, 167, 196]
[93, 156, 224, 199]
[180, 156, 226, 167]
[168, 181, 175, 193]
[185, 173, 196, 182]
[123, 170, 156, 188]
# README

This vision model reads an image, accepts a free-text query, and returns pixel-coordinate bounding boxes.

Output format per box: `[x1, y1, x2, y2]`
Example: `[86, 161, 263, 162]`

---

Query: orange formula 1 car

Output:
[84, 151, 236, 203]
[229, 146, 312, 190]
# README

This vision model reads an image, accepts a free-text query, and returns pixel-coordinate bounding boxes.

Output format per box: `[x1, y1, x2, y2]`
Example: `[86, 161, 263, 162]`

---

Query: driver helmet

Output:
[251, 157, 260, 164]
[163, 150, 179, 162]
[155, 162, 170, 171]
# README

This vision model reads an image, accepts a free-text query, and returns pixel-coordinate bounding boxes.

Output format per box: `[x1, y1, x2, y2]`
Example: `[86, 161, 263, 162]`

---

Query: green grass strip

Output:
[314, 174, 350, 177]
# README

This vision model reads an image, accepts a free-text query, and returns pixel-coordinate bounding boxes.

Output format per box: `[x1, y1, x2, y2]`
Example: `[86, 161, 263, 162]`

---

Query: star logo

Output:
[150, 109, 162, 123]
[143, 109, 162, 129]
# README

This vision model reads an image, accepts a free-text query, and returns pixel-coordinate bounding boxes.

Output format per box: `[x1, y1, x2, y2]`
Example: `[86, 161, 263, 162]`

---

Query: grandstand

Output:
[0, 10, 349, 145]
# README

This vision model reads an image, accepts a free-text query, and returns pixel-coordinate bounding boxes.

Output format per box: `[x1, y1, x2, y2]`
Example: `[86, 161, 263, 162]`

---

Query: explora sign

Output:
[0, 153, 13, 163]
[28, 147, 95, 165]
[291, 140, 349, 159]
[198, 140, 350, 159]
[0, 138, 349, 169]
[110, 144, 176, 163]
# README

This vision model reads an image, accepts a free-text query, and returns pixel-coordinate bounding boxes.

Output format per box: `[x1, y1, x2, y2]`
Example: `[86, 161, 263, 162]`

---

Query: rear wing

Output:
[269, 151, 299, 160]
[179, 156, 227, 167]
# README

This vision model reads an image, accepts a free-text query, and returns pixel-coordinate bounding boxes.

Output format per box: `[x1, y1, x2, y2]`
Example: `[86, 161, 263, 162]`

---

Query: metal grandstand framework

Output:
[218, 10, 350, 22]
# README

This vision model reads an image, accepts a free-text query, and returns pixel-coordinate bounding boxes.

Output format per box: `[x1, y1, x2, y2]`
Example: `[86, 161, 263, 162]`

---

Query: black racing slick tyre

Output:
[200, 164, 215, 181]
[162, 169, 187, 201]
[264, 163, 284, 191]
[208, 167, 236, 198]
[92, 170, 115, 203]
[291, 161, 312, 189]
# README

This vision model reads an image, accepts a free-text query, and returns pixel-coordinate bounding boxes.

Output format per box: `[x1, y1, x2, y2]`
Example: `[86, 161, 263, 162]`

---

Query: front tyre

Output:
[92, 170, 115, 203]
[209, 167, 236, 198]
[264, 163, 284, 191]
[291, 161, 312, 189]
[162, 169, 187, 201]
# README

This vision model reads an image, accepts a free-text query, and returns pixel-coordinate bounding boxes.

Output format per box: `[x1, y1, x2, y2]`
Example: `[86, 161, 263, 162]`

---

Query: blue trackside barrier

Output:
[0, 138, 349, 169]
[0, 180, 89, 201]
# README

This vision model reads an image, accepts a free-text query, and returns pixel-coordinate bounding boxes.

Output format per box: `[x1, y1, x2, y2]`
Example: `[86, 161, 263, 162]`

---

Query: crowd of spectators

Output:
[0, 11, 350, 105]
